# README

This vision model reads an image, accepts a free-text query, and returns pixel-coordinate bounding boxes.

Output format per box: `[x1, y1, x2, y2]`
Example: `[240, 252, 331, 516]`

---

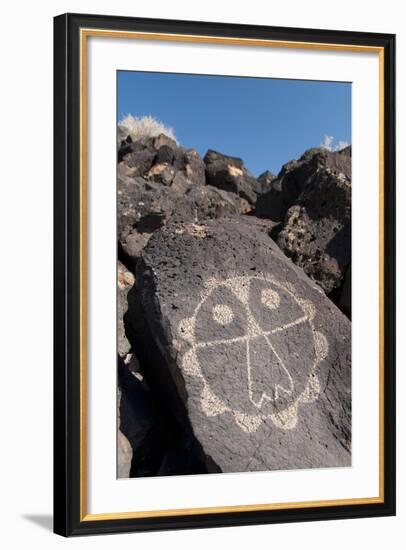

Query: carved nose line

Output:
[247, 333, 294, 409]
[247, 335, 275, 408]
[246, 309, 266, 338]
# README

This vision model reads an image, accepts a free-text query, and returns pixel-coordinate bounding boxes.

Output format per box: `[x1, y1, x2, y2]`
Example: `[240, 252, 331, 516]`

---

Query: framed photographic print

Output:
[53, 13, 396, 536]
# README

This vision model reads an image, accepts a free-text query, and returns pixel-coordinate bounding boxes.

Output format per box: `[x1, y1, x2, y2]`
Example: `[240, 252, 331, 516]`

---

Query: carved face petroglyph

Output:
[178, 274, 328, 433]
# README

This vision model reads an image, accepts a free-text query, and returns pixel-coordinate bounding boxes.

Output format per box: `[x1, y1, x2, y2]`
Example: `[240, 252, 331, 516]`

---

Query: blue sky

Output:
[118, 71, 351, 176]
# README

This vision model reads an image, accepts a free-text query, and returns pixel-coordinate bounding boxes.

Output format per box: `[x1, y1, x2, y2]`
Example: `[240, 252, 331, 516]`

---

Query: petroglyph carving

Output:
[178, 274, 328, 433]
[212, 304, 235, 325]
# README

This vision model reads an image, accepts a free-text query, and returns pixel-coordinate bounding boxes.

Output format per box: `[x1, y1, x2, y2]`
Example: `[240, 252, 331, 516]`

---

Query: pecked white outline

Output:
[178, 273, 328, 432]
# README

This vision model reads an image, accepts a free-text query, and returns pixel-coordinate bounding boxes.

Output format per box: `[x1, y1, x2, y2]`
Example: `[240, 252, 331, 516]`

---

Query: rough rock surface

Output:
[118, 172, 250, 262]
[276, 162, 351, 295]
[255, 146, 351, 222]
[118, 354, 210, 477]
[119, 133, 206, 186]
[117, 387, 133, 478]
[204, 149, 261, 205]
[117, 139, 251, 265]
[117, 261, 135, 357]
[118, 356, 166, 477]
[337, 265, 351, 319]
[125, 218, 351, 473]
[257, 170, 277, 195]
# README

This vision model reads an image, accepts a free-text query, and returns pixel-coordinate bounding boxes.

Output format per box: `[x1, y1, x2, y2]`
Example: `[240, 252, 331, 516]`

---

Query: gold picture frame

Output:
[54, 13, 396, 536]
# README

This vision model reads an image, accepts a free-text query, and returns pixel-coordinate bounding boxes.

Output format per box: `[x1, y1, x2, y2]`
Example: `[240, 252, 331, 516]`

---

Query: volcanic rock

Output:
[117, 137, 256, 266]
[337, 265, 351, 319]
[118, 353, 210, 477]
[119, 133, 206, 187]
[118, 356, 167, 477]
[257, 170, 277, 195]
[255, 146, 351, 222]
[117, 169, 250, 263]
[204, 149, 261, 205]
[125, 217, 351, 473]
[117, 261, 135, 357]
[276, 165, 351, 295]
[117, 387, 132, 478]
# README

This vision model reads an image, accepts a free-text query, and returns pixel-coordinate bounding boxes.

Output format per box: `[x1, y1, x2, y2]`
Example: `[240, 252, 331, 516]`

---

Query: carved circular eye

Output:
[212, 304, 234, 324]
[261, 288, 280, 310]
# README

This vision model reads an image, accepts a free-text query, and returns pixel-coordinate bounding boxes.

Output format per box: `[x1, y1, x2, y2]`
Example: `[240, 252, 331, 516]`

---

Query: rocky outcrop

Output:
[204, 149, 261, 205]
[117, 130, 352, 478]
[276, 161, 351, 296]
[118, 172, 250, 263]
[253, 147, 351, 300]
[119, 133, 206, 186]
[125, 218, 351, 473]
[118, 356, 166, 477]
[118, 354, 210, 477]
[117, 261, 135, 357]
[257, 170, 277, 195]
[117, 387, 132, 478]
[337, 265, 351, 319]
[255, 146, 351, 222]
[117, 137, 251, 266]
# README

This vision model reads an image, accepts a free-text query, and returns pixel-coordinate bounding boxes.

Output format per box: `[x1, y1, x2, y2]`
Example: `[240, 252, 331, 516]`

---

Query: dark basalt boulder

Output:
[118, 133, 206, 187]
[117, 261, 135, 357]
[117, 168, 251, 263]
[337, 265, 351, 319]
[117, 397, 133, 478]
[125, 217, 351, 473]
[276, 166, 351, 296]
[118, 356, 166, 477]
[204, 149, 261, 205]
[118, 355, 209, 477]
[257, 170, 277, 195]
[117, 135, 252, 266]
[255, 146, 351, 222]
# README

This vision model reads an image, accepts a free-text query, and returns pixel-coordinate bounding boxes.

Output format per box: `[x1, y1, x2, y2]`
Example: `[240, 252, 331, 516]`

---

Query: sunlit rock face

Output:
[125, 217, 351, 474]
